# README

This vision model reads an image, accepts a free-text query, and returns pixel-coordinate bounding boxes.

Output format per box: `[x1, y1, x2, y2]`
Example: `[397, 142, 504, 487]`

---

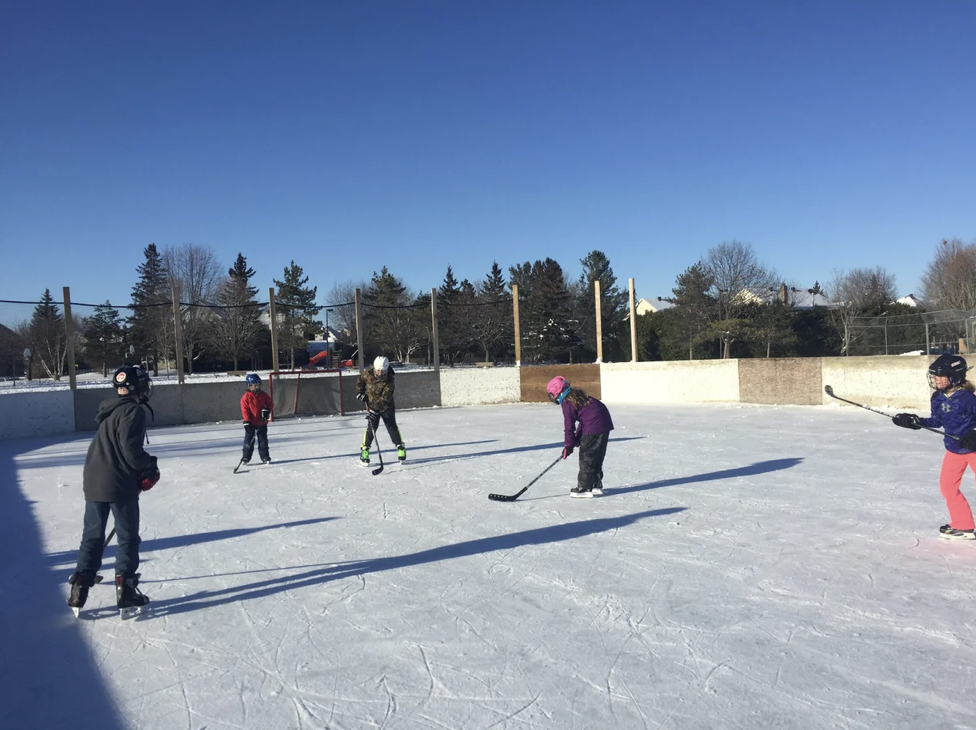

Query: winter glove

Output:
[356, 391, 366, 402]
[243, 420, 251, 427]
[260, 407, 271, 421]
[892, 413, 922, 430]
[140, 459, 160, 491]
[959, 429, 976, 451]
[562, 445, 574, 460]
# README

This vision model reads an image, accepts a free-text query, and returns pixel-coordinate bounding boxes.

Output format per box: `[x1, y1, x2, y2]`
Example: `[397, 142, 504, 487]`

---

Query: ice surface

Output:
[3, 401, 975, 729]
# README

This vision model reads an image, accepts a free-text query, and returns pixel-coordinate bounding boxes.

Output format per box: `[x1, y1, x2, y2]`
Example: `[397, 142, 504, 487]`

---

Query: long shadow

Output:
[0, 441, 127, 730]
[264, 439, 498, 466]
[605, 458, 804, 497]
[44, 517, 338, 569]
[146, 507, 686, 617]
[405, 436, 646, 467]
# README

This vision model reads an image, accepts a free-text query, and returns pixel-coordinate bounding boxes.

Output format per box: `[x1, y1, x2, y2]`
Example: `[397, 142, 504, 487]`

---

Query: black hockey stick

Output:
[105, 527, 116, 547]
[234, 427, 256, 472]
[823, 385, 958, 440]
[367, 410, 384, 476]
[489, 455, 563, 502]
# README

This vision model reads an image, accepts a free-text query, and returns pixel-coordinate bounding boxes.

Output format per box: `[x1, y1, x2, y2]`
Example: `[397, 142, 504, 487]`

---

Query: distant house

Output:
[634, 297, 674, 315]
[896, 294, 922, 307]
[736, 285, 834, 310]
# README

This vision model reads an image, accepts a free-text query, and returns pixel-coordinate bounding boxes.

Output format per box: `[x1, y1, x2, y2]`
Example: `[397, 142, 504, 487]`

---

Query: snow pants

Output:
[363, 408, 403, 449]
[577, 431, 610, 492]
[243, 424, 270, 462]
[938, 450, 976, 531]
[75, 498, 141, 579]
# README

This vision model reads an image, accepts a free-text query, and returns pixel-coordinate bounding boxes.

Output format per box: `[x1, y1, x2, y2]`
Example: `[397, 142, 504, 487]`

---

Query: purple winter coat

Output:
[920, 388, 976, 454]
[561, 396, 614, 450]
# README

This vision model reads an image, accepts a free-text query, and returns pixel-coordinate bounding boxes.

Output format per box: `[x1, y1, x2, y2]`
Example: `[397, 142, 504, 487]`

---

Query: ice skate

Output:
[397, 444, 407, 463]
[939, 524, 975, 540]
[67, 572, 95, 618]
[591, 479, 604, 496]
[360, 446, 370, 466]
[116, 574, 150, 619]
[570, 486, 593, 499]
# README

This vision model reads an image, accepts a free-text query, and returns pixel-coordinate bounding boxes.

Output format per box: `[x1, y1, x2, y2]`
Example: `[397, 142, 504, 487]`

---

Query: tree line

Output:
[4, 235, 974, 380]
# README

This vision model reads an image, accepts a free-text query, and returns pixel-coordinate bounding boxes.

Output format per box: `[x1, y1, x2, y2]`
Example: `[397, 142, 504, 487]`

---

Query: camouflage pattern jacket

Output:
[357, 366, 396, 412]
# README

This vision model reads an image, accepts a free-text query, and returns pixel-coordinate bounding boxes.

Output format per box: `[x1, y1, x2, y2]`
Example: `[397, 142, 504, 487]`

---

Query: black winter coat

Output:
[82, 396, 156, 503]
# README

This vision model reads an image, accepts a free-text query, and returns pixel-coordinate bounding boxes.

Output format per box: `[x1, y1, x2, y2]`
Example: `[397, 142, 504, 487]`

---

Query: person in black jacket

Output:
[67, 366, 159, 617]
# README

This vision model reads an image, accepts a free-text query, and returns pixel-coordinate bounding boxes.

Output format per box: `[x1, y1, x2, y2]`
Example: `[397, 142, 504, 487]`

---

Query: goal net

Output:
[267, 369, 347, 418]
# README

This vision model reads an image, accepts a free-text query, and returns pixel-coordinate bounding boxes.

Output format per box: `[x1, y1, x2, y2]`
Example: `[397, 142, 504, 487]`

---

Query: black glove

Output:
[260, 407, 270, 421]
[140, 461, 160, 491]
[959, 429, 976, 451]
[356, 391, 367, 402]
[243, 420, 250, 427]
[562, 445, 574, 460]
[892, 413, 922, 430]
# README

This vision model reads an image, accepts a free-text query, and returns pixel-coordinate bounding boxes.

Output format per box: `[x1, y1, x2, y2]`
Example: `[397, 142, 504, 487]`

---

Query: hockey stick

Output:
[234, 427, 257, 473]
[105, 527, 116, 547]
[823, 385, 958, 440]
[489, 455, 563, 502]
[368, 410, 385, 476]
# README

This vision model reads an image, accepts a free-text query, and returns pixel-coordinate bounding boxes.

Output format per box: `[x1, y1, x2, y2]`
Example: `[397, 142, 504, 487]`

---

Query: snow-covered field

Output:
[4, 401, 976, 730]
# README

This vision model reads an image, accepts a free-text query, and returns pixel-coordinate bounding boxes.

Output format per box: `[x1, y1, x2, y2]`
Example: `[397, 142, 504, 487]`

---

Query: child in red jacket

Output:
[240, 373, 274, 465]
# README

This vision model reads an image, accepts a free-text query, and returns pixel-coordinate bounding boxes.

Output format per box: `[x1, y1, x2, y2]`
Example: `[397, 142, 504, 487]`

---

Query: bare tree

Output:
[164, 243, 223, 375]
[920, 237, 976, 312]
[828, 267, 898, 355]
[703, 240, 778, 358]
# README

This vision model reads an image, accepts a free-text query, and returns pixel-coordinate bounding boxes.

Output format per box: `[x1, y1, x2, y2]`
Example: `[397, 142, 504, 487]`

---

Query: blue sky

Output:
[2, 1, 974, 311]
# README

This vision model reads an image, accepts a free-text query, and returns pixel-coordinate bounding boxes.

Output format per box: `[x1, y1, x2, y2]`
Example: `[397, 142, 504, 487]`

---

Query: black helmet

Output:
[113, 366, 153, 401]
[928, 354, 968, 391]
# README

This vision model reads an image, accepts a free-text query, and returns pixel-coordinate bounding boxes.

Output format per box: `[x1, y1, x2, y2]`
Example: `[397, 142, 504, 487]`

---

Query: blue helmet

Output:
[245, 373, 261, 385]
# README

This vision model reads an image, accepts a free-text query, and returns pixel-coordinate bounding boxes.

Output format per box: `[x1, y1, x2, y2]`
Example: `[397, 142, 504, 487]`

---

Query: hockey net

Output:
[267, 369, 347, 419]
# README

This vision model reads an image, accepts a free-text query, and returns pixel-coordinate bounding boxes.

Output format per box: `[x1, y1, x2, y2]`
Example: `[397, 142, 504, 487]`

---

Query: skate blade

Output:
[119, 605, 147, 620]
[570, 491, 594, 499]
[71, 606, 80, 618]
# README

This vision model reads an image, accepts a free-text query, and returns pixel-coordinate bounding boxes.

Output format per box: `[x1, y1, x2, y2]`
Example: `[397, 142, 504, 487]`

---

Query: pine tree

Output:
[669, 262, 716, 360]
[471, 261, 512, 362]
[438, 266, 471, 366]
[27, 289, 67, 380]
[128, 243, 170, 375]
[523, 258, 573, 362]
[577, 251, 629, 362]
[82, 302, 124, 376]
[364, 267, 423, 363]
[273, 261, 320, 370]
[212, 253, 264, 371]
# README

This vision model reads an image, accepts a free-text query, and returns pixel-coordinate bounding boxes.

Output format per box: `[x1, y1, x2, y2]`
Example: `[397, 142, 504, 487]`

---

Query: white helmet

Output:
[373, 356, 389, 373]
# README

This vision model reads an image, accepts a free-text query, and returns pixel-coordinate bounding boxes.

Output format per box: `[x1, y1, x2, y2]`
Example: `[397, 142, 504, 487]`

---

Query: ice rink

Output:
[4, 399, 976, 730]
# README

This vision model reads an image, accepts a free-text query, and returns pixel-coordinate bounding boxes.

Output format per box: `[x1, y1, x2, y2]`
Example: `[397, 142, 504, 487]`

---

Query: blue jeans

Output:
[75, 499, 141, 579]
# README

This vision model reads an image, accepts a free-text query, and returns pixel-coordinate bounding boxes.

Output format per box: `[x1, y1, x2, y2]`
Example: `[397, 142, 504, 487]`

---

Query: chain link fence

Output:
[847, 308, 976, 356]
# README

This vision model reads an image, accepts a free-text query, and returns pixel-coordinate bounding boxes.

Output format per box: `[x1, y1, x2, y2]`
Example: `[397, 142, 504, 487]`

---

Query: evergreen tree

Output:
[577, 250, 629, 361]
[212, 253, 265, 371]
[128, 243, 170, 375]
[524, 258, 574, 362]
[471, 261, 512, 362]
[27, 289, 67, 379]
[438, 265, 472, 366]
[668, 263, 717, 360]
[273, 261, 320, 370]
[364, 267, 422, 363]
[82, 302, 124, 376]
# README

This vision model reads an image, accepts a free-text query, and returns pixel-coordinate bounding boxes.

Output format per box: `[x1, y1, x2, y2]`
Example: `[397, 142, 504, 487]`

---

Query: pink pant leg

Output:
[938, 451, 976, 531]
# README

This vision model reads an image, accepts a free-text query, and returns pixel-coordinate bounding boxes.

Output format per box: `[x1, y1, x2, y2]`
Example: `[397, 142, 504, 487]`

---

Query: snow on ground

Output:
[3, 401, 976, 730]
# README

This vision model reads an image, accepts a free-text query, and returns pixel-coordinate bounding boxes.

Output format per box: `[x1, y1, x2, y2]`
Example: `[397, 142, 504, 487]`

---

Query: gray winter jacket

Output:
[82, 396, 156, 503]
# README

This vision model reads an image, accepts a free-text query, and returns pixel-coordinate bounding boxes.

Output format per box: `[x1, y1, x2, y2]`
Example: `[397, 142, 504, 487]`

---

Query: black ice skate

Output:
[939, 524, 976, 540]
[570, 486, 593, 499]
[591, 479, 604, 496]
[115, 574, 150, 619]
[67, 572, 96, 618]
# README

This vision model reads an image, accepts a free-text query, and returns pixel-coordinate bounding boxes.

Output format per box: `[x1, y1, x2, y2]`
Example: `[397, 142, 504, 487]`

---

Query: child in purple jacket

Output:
[893, 354, 976, 540]
[547, 376, 614, 499]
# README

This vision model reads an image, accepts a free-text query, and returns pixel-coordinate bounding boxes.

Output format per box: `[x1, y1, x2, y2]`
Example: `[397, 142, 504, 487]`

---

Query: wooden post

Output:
[594, 279, 603, 363]
[629, 278, 638, 362]
[268, 288, 279, 373]
[172, 285, 185, 384]
[430, 287, 440, 372]
[62, 286, 77, 390]
[354, 288, 365, 371]
[512, 284, 521, 366]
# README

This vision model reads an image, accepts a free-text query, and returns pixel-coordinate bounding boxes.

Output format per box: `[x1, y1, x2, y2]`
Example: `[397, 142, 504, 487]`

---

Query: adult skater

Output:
[67, 366, 159, 617]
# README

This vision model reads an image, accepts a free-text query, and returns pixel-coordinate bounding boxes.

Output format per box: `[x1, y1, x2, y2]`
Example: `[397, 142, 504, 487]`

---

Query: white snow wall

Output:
[0, 356, 939, 440]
